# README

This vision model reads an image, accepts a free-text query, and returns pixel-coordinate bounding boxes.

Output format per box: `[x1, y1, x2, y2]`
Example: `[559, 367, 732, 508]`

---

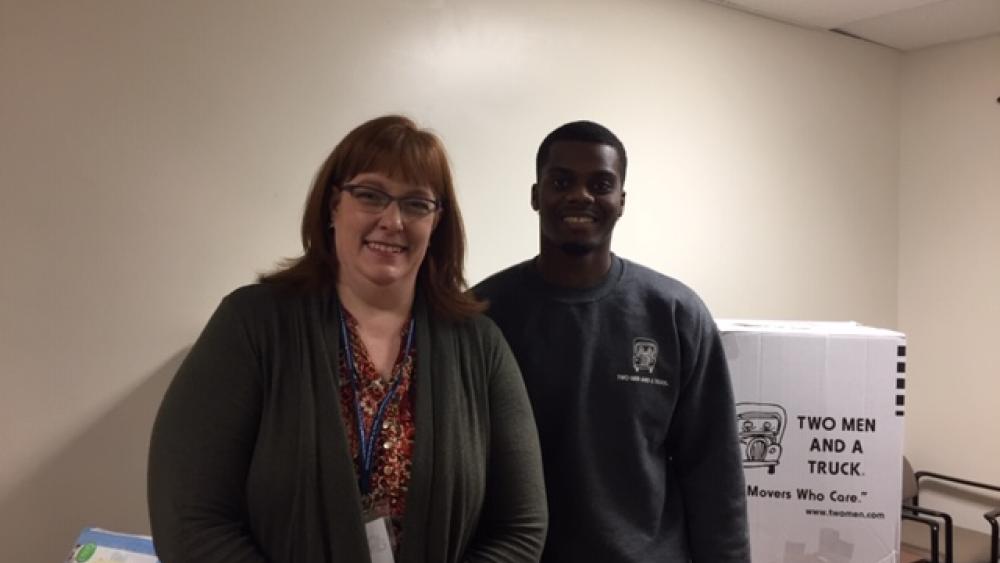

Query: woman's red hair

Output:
[261, 115, 483, 321]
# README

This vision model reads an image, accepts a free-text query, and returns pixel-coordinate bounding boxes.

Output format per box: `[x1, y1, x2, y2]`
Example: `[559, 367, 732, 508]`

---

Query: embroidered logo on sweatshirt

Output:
[616, 337, 668, 386]
[632, 337, 658, 373]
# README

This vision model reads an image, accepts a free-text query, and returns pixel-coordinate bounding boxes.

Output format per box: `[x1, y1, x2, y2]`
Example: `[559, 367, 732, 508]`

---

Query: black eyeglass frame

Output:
[339, 183, 444, 219]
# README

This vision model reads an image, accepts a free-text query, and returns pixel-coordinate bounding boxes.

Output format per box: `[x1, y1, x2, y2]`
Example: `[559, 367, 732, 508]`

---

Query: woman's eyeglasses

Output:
[341, 184, 442, 221]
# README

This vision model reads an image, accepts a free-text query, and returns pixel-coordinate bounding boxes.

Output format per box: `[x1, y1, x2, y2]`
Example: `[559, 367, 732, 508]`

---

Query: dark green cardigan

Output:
[148, 284, 547, 562]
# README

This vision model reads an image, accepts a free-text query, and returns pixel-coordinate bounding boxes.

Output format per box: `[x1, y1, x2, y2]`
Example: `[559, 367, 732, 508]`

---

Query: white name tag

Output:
[365, 517, 395, 563]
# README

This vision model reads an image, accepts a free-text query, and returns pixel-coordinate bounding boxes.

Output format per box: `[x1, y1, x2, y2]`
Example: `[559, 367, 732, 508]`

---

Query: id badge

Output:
[363, 497, 396, 563]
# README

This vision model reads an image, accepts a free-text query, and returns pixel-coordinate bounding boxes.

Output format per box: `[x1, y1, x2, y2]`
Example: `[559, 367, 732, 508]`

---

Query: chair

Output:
[900, 457, 1000, 563]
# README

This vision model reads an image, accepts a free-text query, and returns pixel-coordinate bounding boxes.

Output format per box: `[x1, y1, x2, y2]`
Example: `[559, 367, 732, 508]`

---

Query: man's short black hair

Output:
[535, 120, 627, 181]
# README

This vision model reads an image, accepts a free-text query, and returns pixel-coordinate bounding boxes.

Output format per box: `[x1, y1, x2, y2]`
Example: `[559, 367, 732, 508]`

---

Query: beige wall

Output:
[1, 0, 904, 559]
[898, 34, 1000, 529]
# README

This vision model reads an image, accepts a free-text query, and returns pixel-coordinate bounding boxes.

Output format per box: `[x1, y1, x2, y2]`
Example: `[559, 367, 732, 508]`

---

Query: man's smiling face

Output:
[532, 141, 625, 256]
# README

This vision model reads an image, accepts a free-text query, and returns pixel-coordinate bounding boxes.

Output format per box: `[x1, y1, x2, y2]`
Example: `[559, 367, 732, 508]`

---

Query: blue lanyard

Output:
[339, 308, 415, 496]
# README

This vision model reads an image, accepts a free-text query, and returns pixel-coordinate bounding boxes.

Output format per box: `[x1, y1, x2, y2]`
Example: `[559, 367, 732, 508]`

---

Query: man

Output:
[474, 121, 750, 562]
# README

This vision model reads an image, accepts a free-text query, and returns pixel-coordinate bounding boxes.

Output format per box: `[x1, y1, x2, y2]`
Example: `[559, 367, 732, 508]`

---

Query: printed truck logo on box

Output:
[738, 402, 787, 474]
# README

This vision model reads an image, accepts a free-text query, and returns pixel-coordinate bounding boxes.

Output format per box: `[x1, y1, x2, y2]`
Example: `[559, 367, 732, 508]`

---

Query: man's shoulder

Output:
[472, 259, 535, 301]
[619, 257, 704, 305]
[616, 257, 721, 337]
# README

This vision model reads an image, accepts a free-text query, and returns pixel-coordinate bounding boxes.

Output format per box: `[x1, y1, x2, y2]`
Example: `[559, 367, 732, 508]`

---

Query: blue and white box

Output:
[66, 527, 159, 563]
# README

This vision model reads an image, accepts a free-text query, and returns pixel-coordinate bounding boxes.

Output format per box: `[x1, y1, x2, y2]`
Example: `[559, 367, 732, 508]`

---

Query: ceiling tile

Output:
[838, 0, 1000, 50]
[709, 0, 942, 29]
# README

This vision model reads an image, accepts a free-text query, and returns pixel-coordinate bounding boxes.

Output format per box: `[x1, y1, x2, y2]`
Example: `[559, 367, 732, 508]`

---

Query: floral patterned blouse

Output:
[338, 309, 416, 548]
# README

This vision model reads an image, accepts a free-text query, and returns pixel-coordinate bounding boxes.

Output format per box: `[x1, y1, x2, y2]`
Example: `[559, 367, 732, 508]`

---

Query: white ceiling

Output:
[704, 0, 1000, 50]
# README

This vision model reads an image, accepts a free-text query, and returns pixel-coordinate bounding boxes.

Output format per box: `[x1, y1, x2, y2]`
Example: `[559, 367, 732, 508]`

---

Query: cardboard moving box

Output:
[720, 320, 906, 563]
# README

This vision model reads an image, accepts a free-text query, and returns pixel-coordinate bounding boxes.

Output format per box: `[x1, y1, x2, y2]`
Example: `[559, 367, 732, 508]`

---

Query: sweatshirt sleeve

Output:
[667, 305, 751, 563]
[463, 321, 548, 563]
[147, 293, 270, 563]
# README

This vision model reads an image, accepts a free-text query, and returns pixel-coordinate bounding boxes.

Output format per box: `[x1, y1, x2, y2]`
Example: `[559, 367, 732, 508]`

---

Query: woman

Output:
[148, 115, 547, 562]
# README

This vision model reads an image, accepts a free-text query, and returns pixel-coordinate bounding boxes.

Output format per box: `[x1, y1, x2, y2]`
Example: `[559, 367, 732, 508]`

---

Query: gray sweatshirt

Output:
[475, 256, 750, 563]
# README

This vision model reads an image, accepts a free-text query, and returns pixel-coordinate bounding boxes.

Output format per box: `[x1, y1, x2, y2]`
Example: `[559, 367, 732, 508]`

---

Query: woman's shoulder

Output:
[225, 281, 325, 305]
[224, 282, 283, 304]
[431, 311, 507, 353]
[216, 283, 278, 316]
[217, 282, 328, 325]
[446, 310, 503, 336]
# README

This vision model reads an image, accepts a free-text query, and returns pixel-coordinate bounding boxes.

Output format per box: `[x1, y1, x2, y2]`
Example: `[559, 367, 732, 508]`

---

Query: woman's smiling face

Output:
[331, 171, 440, 293]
